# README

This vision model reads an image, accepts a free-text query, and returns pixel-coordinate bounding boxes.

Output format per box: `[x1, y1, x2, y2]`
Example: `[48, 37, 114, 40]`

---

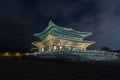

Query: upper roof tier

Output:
[34, 20, 92, 40]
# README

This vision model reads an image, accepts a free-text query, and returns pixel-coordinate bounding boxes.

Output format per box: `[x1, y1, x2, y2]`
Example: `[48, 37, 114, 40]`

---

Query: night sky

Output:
[0, 0, 120, 51]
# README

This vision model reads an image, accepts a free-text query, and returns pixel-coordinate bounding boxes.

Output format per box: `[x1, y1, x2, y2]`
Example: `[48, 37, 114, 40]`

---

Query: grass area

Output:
[0, 57, 120, 80]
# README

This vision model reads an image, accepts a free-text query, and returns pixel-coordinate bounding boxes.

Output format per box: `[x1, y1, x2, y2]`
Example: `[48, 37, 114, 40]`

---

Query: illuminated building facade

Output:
[32, 20, 95, 52]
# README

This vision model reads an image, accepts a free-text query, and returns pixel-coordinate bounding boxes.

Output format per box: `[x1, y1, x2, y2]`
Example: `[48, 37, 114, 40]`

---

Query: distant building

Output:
[32, 20, 95, 52]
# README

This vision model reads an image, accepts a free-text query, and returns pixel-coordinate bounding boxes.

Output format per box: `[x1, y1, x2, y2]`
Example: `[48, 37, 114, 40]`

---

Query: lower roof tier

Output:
[32, 34, 95, 50]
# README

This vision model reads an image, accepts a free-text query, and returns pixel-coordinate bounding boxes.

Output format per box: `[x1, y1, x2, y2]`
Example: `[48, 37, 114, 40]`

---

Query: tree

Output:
[100, 47, 110, 52]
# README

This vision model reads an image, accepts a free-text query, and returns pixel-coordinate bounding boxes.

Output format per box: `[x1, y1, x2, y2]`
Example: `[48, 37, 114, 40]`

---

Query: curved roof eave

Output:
[34, 20, 58, 37]
[34, 20, 92, 38]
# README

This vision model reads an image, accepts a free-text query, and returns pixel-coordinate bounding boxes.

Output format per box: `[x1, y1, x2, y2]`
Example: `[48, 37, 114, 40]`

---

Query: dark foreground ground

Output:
[0, 57, 120, 80]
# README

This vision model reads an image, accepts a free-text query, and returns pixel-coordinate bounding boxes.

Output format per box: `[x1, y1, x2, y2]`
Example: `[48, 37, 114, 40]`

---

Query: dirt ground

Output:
[0, 57, 120, 80]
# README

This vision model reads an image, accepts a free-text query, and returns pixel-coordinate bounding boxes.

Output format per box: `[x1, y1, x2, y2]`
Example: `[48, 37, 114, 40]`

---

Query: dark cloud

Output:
[94, 0, 120, 49]
[0, 0, 120, 50]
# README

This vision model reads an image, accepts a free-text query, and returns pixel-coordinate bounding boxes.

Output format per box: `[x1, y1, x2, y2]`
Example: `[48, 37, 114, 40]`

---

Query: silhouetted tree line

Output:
[101, 46, 120, 53]
[100, 47, 110, 51]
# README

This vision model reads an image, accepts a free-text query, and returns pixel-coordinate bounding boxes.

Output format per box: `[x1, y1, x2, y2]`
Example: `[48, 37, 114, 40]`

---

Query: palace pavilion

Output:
[32, 20, 95, 52]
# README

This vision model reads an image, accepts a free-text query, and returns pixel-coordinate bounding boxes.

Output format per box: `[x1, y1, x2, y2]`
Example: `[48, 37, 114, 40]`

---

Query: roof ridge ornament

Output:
[48, 20, 56, 27]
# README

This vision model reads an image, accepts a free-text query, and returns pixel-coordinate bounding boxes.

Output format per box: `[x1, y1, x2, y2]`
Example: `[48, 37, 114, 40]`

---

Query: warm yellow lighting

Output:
[41, 48, 44, 52]
[2, 52, 11, 56]
[15, 53, 21, 57]
[25, 53, 29, 56]
[54, 46, 56, 50]
[33, 33, 95, 52]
